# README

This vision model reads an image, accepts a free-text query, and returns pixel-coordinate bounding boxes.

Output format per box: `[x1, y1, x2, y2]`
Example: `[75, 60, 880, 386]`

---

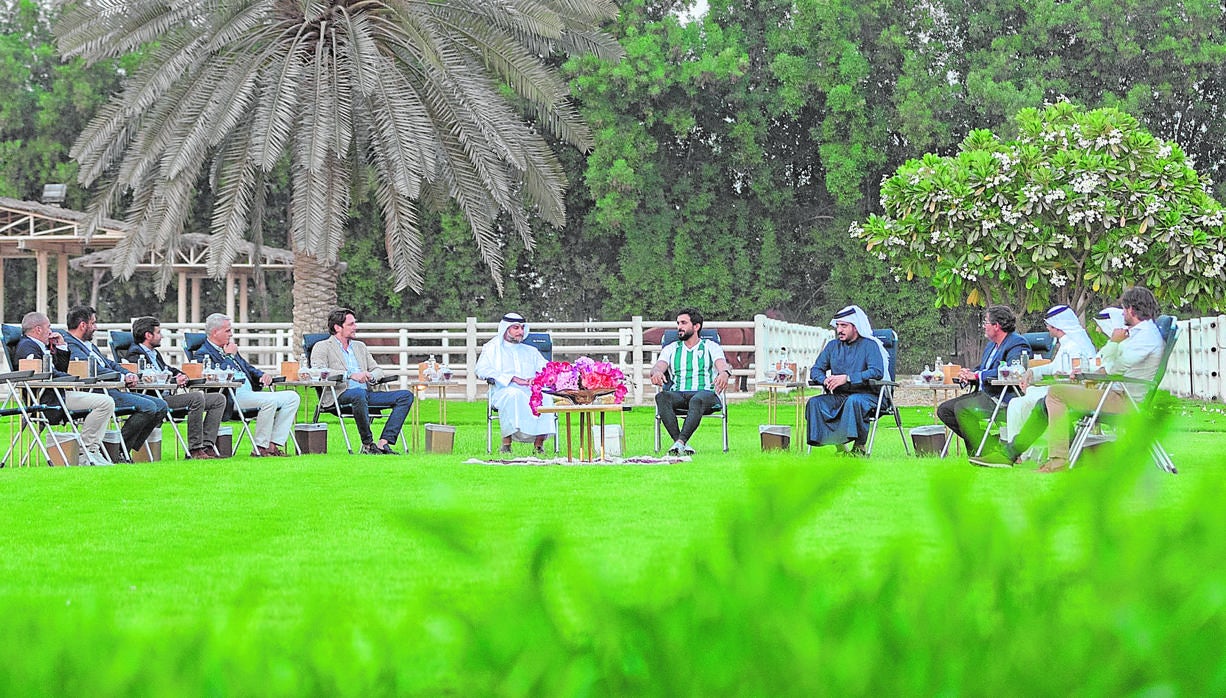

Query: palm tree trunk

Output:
[291, 251, 338, 360]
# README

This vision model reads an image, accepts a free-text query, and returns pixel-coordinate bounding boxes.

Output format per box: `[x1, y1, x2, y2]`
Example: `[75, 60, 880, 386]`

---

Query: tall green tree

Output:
[54, 0, 622, 341]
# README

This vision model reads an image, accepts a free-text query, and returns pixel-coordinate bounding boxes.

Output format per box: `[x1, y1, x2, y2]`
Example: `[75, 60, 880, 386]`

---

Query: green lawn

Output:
[3, 395, 1226, 694]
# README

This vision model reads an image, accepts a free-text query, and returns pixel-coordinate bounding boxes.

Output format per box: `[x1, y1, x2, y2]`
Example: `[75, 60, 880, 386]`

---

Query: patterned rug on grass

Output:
[464, 455, 686, 466]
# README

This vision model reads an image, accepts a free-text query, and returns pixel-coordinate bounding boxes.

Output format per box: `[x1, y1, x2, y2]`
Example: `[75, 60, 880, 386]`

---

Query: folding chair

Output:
[303, 332, 399, 454]
[864, 329, 911, 456]
[486, 332, 558, 453]
[1022, 332, 1054, 359]
[653, 328, 729, 453]
[108, 330, 135, 362]
[1067, 315, 1179, 473]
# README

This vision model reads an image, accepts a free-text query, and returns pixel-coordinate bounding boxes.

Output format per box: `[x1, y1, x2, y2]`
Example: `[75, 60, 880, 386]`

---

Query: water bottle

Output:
[1021, 350, 1030, 371]
[138, 356, 147, 372]
[42, 352, 52, 374]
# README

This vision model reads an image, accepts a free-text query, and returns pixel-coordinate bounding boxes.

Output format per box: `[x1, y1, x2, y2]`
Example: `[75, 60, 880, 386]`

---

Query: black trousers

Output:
[936, 391, 999, 453]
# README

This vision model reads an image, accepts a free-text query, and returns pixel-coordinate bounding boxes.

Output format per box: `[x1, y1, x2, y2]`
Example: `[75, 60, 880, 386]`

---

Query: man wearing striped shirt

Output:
[650, 308, 732, 456]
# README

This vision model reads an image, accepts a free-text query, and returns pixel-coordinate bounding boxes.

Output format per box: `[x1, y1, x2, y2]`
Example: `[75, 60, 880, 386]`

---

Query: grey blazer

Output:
[309, 336, 387, 409]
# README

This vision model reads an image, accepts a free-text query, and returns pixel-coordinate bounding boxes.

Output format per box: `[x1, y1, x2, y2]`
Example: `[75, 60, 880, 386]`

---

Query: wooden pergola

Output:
[0, 197, 298, 323]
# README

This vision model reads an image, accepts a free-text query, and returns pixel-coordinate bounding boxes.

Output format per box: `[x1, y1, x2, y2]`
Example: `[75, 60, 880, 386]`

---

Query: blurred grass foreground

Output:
[2, 401, 1225, 695]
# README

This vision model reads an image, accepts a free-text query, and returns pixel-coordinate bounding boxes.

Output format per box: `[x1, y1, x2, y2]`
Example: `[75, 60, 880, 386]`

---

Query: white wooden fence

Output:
[9, 315, 833, 406]
[1162, 316, 1225, 401]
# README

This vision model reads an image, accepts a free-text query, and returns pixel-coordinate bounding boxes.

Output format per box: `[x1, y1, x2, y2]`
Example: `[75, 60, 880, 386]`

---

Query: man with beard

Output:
[650, 308, 732, 456]
[475, 312, 556, 455]
[127, 316, 227, 459]
[936, 304, 1030, 453]
[62, 305, 168, 461]
[310, 308, 414, 455]
[804, 305, 889, 454]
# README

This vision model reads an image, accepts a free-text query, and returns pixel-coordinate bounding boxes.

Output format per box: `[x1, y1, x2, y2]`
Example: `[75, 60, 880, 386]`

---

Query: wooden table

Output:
[761, 381, 806, 451]
[281, 378, 347, 453]
[913, 382, 964, 457]
[406, 380, 458, 451]
[535, 403, 628, 462]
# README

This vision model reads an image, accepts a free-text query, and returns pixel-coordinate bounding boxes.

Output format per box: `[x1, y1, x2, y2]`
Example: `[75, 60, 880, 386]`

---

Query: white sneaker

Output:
[667, 440, 686, 457]
[83, 447, 111, 466]
[682, 443, 696, 455]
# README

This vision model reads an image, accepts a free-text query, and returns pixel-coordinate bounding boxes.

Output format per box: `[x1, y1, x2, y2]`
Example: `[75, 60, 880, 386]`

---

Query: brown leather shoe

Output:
[189, 448, 216, 460]
[250, 446, 268, 457]
[1038, 457, 1068, 473]
[266, 443, 290, 457]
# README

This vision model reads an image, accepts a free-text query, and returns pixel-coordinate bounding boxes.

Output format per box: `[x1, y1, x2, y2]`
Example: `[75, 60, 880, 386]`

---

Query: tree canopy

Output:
[852, 102, 1226, 317]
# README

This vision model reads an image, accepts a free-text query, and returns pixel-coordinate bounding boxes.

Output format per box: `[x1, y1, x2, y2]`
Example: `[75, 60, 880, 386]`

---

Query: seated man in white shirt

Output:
[970, 304, 1098, 467]
[1039, 287, 1165, 473]
[197, 313, 300, 457]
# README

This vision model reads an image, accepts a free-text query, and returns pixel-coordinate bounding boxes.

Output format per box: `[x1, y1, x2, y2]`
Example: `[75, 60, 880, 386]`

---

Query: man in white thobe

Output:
[475, 313, 557, 455]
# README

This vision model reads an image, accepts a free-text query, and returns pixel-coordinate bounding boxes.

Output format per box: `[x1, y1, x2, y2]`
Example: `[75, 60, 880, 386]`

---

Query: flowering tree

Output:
[851, 102, 1226, 317]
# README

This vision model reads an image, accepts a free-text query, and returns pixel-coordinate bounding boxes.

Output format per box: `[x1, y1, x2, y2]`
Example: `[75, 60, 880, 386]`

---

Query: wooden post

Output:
[239, 276, 249, 323]
[56, 254, 68, 321]
[225, 272, 235, 319]
[190, 277, 201, 323]
[631, 315, 643, 405]
[36, 251, 48, 316]
[177, 272, 187, 323]
[466, 316, 478, 401]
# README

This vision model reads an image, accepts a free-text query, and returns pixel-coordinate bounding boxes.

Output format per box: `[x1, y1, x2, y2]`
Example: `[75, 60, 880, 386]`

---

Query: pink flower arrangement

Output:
[529, 357, 628, 415]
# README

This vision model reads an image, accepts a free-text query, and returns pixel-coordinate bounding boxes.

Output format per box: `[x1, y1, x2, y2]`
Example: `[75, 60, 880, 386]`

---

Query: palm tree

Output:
[55, 0, 622, 341]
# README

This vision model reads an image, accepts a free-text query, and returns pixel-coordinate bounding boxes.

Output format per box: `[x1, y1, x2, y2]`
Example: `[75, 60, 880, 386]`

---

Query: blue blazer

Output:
[975, 332, 1030, 399]
[195, 340, 265, 392]
[61, 333, 132, 377]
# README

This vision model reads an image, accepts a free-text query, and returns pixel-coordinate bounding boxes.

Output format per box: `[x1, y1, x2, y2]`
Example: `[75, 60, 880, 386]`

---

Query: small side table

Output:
[761, 381, 806, 451]
[914, 382, 964, 457]
[406, 380, 457, 451]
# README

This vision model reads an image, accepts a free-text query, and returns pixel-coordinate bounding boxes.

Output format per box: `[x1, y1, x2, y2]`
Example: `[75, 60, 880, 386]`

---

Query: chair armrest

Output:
[374, 375, 396, 386]
[270, 376, 287, 383]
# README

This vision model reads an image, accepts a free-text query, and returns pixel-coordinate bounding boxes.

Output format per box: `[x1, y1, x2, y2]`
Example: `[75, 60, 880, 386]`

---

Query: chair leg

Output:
[654, 413, 662, 453]
[721, 413, 729, 452]
[894, 408, 911, 456]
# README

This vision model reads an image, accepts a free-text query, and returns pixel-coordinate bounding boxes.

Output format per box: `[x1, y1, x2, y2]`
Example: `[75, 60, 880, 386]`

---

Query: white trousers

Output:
[1004, 386, 1049, 443]
[491, 385, 556, 441]
[236, 389, 300, 448]
[62, 390, 116, 452]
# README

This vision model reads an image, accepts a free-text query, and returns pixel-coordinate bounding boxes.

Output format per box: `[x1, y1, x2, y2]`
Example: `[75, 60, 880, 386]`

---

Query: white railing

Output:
[3, 315, 833, 405]
[1162, 316, 1224, 401]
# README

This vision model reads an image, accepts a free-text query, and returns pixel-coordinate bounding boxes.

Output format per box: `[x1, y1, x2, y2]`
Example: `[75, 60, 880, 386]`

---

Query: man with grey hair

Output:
[15, 311, 116, 465]
[196, 313, 299, 457]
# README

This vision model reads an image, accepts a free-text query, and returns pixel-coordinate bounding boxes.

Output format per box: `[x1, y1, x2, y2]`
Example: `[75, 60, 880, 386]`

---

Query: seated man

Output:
[198, 313, 300, 457]
[15, 311, 116, 466]
[805, 305, 887, 454]
[1039, 287, 1165, 473]
[649, 307, 731, 456]
[61, 305, 168, 462]
[970, 304, 1098, 467]
[475, 312, 556, 455]
[127, 316, 228, 460]
[936, 304, 1029, 453]
[310, 308, 413, 455]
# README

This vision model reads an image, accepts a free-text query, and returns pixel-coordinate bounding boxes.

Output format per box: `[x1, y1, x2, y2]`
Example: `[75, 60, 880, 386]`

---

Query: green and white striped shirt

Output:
[658, 339, 726, 391]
